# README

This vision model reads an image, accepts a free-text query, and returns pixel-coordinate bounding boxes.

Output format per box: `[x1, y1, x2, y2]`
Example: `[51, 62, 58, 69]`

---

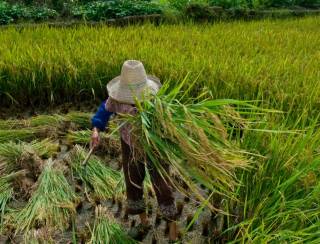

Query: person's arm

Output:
[91, 100, 114, 148]
[91, 100, 114, 131]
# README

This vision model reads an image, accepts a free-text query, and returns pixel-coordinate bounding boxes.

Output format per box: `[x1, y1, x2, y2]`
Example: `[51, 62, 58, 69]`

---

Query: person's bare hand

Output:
[90, 128, 100, 149]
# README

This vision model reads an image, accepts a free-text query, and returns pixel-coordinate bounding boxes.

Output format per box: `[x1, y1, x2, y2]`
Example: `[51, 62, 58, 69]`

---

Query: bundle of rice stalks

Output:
[0, 171, 27, 231]
[68, 146, 121, 200]
[66, 129, 120, 155]
[14, 160, 78, 233]
[0, 176, 13, 229]
[65, 112, 92, 129]
[89, 205, 137, 244]
[0, 125, 59, 143]
[0, 140, 59, 174]
[66, 130, 117, 145]
[123, 82, 263, 205]
[0, 115, 63, 130]
[0, 129, 37, 143]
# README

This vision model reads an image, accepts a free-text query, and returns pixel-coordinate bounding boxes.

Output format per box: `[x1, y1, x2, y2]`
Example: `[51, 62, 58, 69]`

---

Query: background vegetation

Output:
[0, 0, 319, 24]
[1, 17, 319, 121]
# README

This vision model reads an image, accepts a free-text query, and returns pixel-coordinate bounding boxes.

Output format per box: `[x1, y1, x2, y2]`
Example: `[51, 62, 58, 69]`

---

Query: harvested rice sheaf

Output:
[89, 205, 137, 244]
[0, 140, 59, 174]
[66, 129, 120, 155]
[0, 176, 13, 229]
[124, 83, 258, 203]
[0, 115, 63, 130]
[65, 112, 92, 129]
[68, 146, 121, 200]
[0, 112, 90, 133]
[14, 160, 79, 233]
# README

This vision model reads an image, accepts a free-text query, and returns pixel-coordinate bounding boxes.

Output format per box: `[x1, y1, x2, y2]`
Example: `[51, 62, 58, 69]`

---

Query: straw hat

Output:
[107, 60, 161, 104]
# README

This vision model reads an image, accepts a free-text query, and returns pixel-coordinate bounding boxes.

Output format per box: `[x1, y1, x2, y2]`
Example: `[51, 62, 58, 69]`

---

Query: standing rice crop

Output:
[69, 146, 121, 200]
[14, 160, 79, 233]
[88, 205, 137, 244]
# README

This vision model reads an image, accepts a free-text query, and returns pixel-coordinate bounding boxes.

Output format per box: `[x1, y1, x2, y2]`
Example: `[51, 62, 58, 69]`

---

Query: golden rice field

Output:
[0, 16, 320, 243]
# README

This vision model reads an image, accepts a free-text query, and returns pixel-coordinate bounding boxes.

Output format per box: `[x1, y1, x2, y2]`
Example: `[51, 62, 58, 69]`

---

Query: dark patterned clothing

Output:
[121, 139, 177, 221]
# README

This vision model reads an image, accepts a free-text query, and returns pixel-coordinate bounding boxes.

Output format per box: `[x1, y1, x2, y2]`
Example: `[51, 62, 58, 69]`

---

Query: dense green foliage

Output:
[207, 0, 320, 8]
[0, 0, 319, 24]
[72, 0, 162, 21]
[0, 1, 57, 24]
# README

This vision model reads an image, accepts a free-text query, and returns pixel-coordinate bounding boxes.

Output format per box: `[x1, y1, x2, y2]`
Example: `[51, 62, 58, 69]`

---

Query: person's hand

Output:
[90, 127, 100, 149]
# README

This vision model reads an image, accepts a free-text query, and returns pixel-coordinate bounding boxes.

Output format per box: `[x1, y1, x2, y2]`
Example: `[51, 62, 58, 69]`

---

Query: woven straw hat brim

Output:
[107, 75, 162, 104]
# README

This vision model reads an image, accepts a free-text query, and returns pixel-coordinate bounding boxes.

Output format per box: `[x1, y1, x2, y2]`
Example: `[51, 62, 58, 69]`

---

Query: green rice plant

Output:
[65, 112, 92, 129]
[66, 129, 118, 145]
[0, 17, 319, 124]
[0, 170, 27, 232]
[122, 81, 260, 204]
[0, 139, 59, 174]
[0, 125, 60, 143]
[0, 114, 63, 130]
[0, 112, 88, 131]
[14, 160, 79, 233]
[0, 176, 13, 229]
[66, 129, 120, 156]
[113, 173, 126, 201]
[88, 205, 137, 244]
[30, 139, 59, 158]
[0, 128, 38, 143]
[66, 130, 92, 145]
[68, 146, 121, 200]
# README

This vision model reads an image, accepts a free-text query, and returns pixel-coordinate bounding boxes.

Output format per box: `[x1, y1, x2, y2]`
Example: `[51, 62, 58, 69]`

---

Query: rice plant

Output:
[68, 146, 121, 200]
[66, 129, 119, 145]
[65, 112, 92, 129]
[0, 129, 37, 143]
[0, 175, 13, 229]
[0, 139, 59, 174]
[121, 80, 261, 205]
[88, 205, 137, 244]
[0, 17, 319, 122]
[14, 160, 79, 233]
[0, 115, 64, 130]
[0, 112, 88, 131]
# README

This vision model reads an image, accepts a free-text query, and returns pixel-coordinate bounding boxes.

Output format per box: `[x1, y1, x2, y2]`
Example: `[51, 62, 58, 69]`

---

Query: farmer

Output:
[90, 60, 178, 242]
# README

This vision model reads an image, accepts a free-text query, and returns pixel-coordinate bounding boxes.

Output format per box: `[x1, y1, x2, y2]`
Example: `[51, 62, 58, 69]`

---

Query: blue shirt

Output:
[91, 101, 114, 131]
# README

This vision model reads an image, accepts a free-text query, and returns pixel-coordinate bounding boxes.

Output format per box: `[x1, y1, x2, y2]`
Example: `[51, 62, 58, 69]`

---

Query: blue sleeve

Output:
[91, 101, 114, 131]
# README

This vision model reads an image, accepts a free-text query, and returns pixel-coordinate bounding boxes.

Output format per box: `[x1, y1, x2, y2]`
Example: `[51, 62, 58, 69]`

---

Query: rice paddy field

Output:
[0, 16, 320, 243]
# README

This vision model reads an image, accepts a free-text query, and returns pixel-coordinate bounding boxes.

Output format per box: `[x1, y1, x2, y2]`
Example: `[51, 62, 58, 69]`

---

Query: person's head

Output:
[107, 60, 161, 105]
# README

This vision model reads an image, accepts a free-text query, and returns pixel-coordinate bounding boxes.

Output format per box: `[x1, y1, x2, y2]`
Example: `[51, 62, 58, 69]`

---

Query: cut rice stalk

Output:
[0, 176, 13, 229]
[0, 140, 59, 174]
[88, 205, 137, 244]
[65, 112, 92, 129]
[68, 146, 121, 200]
[14, 159, 79, 233]
[121, 83, 259, 205]
[66, 130, 120, 155]
[0, 171, 26, 231]
[0, 114, 63, 130]
[0, 129, 37, 143]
